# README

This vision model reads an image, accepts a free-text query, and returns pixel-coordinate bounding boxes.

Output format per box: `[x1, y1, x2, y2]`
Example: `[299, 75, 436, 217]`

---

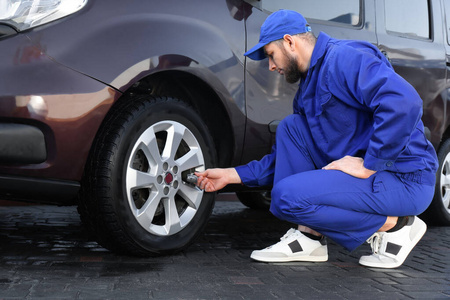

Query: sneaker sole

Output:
[250, 253, 328, 263]
[359, 217, 427, 269]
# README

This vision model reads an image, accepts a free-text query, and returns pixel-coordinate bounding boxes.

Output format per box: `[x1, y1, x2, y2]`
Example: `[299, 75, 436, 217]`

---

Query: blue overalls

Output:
[236, 32, 438, 251]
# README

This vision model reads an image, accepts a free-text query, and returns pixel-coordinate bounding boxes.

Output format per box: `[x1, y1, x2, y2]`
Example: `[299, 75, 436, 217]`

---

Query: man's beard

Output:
[284, 54, 303, 84]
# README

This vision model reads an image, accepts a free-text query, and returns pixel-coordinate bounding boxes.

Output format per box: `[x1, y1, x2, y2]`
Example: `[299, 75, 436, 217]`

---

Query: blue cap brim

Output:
[244, 10, 311, 61]
[244, 41, 267, 61]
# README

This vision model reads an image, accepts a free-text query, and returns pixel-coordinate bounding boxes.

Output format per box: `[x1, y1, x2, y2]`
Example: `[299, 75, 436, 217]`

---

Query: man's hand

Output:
[195, 168, 241, 192]
[322, 156, 376, 179]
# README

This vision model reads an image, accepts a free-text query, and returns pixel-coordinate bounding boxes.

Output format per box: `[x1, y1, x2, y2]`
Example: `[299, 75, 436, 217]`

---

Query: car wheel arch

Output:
[122, 69, 239, 168]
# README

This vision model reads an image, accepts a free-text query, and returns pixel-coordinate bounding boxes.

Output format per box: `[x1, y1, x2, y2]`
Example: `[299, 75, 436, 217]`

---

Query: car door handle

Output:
[269, 120, 280, 133]
[381, 50, 392, 64]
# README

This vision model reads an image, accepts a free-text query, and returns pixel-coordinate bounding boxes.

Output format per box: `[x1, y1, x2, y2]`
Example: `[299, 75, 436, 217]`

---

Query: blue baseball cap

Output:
[244, 10, 311, 61]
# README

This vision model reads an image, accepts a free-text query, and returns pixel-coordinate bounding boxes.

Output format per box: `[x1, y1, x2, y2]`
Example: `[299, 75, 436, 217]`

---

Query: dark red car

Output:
[0, 0, 449, 256]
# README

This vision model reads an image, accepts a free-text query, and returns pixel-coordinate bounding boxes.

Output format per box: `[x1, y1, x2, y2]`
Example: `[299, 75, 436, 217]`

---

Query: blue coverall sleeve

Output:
[235, 144, 276, 187]
[325, 45, 423, 172]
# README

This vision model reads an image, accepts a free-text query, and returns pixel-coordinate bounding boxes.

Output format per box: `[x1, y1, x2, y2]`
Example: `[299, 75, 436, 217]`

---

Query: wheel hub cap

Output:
[164, 172, 173, 185]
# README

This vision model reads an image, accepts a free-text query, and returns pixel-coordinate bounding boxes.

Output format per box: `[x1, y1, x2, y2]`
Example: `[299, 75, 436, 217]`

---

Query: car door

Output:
[375, 0, 447, 148]
[376, 0, 450, 226]
[442, 0, 450, 136]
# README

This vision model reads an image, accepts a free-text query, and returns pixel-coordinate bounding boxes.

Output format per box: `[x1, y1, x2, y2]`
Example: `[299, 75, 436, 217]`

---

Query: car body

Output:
[0, 0, 449, 256]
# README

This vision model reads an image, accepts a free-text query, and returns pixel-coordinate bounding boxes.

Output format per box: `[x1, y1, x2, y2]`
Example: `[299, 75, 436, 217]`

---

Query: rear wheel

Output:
[236, 190, 271, 210]
[423, 138, 450, 225]
[78, 96, 216, 256]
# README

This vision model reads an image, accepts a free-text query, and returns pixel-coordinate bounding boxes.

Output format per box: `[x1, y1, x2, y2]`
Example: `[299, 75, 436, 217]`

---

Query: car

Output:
[0, 0, 448, 256]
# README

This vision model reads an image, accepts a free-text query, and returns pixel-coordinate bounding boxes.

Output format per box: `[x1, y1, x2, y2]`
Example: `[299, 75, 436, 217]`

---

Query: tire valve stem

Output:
[185, 173, 198, 185]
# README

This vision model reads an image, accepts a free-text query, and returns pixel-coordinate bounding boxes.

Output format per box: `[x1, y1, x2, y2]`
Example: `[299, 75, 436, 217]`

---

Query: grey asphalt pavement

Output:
[0, 193, 449, 299]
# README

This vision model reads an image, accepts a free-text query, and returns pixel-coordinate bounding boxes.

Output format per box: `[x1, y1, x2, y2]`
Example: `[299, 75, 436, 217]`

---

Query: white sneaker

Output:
[250, 228, 328, 262]
[359, 216, 427, 268]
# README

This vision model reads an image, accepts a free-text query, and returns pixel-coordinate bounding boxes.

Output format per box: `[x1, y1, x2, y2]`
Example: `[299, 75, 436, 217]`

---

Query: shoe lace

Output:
[280, 228, 297, 241]
[367, 232, 383, 254]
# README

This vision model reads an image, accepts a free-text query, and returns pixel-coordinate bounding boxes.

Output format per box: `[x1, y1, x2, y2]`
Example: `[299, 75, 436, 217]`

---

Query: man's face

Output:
[264, 40, 304, 84]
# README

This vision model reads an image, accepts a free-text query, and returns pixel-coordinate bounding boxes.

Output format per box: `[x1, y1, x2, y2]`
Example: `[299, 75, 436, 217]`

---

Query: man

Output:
[196, 10, 438, 268]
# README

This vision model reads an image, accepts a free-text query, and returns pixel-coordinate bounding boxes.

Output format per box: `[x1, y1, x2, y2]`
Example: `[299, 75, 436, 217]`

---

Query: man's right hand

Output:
[195, 168, 241, 192]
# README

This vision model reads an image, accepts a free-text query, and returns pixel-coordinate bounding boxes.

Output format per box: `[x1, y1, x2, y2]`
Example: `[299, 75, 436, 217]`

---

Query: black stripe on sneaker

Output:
[386, 242, 402, 255]
[288, 240, 303, 253]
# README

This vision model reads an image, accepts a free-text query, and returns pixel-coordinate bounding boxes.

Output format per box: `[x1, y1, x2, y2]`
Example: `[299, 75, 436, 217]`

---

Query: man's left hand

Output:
[322, 155, 376, 179]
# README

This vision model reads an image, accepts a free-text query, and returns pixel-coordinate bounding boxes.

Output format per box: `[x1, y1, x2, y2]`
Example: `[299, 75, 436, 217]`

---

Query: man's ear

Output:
[283, 34, 296, 51]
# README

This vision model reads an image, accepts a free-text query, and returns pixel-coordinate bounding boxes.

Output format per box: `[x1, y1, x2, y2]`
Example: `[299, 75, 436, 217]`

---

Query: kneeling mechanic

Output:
[196, 10, 438, 269]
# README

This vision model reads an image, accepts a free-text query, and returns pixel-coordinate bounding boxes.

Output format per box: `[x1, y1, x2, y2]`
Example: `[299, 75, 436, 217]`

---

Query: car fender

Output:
[27, 12, 245, 102]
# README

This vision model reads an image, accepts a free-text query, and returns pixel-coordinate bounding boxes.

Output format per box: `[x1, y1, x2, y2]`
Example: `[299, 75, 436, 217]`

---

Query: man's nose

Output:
[268, 58, 276, 71]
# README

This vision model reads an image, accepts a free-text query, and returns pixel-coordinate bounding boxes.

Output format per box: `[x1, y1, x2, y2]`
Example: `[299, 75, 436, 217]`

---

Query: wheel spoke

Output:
[126, 168, 157, 190]
[135, 191, 162, 229]
[443, 191, 450, 210]
[179, 206, 197, 228]
[176, 148, 203, 171]
[139, 128, 163, 167]
[178, 184, 203, 209]
[162, 122, 185, 160]
[164, 197, 182, 234]
[441, 172, 450, 189]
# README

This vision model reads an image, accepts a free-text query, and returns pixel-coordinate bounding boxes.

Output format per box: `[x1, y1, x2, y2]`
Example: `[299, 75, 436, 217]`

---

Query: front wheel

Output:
[79, 96, 217, 256]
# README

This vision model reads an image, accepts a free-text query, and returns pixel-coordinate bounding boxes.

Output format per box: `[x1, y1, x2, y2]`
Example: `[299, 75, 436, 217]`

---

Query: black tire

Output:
[78, 96, 217, 256]
[236, 190, 271, 210]
[422, 138, 450, 225]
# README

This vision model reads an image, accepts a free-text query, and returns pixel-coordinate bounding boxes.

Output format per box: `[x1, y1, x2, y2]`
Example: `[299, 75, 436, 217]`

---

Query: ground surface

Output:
[0, 194, 448, 299]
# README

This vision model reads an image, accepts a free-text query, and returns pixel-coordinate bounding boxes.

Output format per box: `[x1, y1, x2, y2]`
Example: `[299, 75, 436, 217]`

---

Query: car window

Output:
[444, 0, 450, 45]
[385, 0, 430, 39]
[258, 0, 361, 26]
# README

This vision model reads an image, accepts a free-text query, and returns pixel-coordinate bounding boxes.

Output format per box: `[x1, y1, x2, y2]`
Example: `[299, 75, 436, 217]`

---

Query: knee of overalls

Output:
[276, 114, 300, 137]
[270, 179, 306, 221]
